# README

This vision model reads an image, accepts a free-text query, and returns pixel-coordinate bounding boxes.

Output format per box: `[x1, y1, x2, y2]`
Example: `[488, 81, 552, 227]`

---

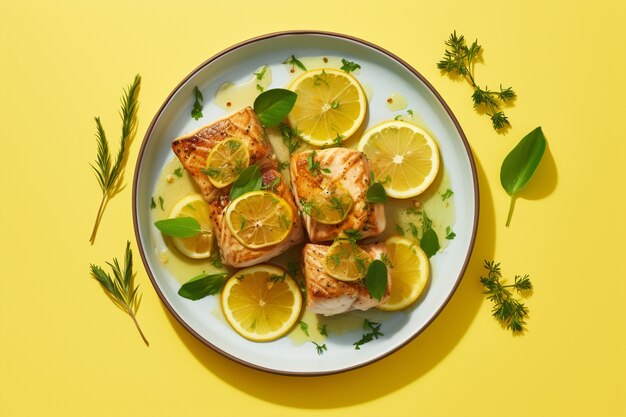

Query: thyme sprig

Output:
[89, 75, 141, 244]
[480, 261, 533, 333]
[89, 241, 149, 346]
[437, 31, 515, 130]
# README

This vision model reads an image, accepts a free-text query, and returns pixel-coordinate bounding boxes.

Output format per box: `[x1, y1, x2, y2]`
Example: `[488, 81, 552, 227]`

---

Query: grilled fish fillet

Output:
[302, 243, 391, 316]
[290, 148, 385, 242]
[209, 170, 304, 267]
[171, 107, 276, 202]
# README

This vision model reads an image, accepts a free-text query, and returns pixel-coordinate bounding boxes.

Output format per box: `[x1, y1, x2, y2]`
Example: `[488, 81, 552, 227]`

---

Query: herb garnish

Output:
[253, 89, 297, 127]
[420, 211, 440, 258]
[178, 273, 230, 300]
[173, 167, 184, 178]
[500, 127, 547, 227]
[299, 321, 310, 336]
[154, 217, 201, 238]
[445, 226, 456, 240]
[441, 188, 454, 201]
[480, 261, 533, 333]
[318, 324, 328, 336]
[287, 261, 299, 278]
[313, 342, 327, 355]
[89, 241, 149, 346]
[437, 31, 516, 130]
[230, 165, 263, 200]
[307, 150, 331, 175]
[191, 86, 203, 120]
[158, 196, 164, 211]
[365, 173, 388, 203]
[365, 260, 388, 301]
[282, 55, 307, 72]
[279, 123, 303, 154]
[89, 75, 140, 244]
[353, 319, 383, 350]
[340, 58, 361, 73]
[150, 197, 156, 210]
[395, 224, 405, 235]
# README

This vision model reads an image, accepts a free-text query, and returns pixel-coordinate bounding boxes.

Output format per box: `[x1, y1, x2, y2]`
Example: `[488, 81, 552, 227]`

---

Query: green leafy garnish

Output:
[287, 261, 299, 278]
[253, 88, 297, 127]
[173, 167, 184, 177]
[340, 58, 361, 73]
[154, 217, 201, 238]
[420, 211, 440, 258]
[178, 273, 229, 300]
[500, 127, 547, 227]
[365, 182, 387, 203]
[279, 123, 303, 154]
[353, 319, 383, 350]
[230, 165, 262, 200]
[191, 86, 203, 120]
[313, 341, 327, 355]
[441, 188, 454, 200]
[365, 260, 388, 301]
[318, 324, 328, 336]
[299, 321, 309, 336]
[150, 197, 156, 210]
[445, 226, 456, 240]
[395, 224, 404, 236]
[254, 66, 267, 80]
[480, 261, 533, 333]
[89, 241, 148, 346]
[282, 54, 307, 72]
[158, 196, 164, 211]
[307, 150, 330, 175]
[437, 31, 516, 130]
[89, 75, 140, 244]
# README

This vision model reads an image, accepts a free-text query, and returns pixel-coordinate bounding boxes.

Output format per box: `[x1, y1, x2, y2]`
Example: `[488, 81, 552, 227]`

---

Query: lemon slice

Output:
[168, 194, 214, 259]
[204, 137, 249, 188]
[287, 68, 367, 146]
[302, 184, 353, 225]
[323, 240, 373, 281]
[357, 120, 440, 199]
[225, 190, 293, 249]
[221, 264, 303, 342]
[377, 236, 429, 311]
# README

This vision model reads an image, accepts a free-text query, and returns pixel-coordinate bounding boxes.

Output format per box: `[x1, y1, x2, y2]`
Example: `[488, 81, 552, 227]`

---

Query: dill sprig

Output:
[89, 75, 141, 244]
[437, 31, 516, 131]
[480, 261, 533, 333]
[90, 241, 149, 346]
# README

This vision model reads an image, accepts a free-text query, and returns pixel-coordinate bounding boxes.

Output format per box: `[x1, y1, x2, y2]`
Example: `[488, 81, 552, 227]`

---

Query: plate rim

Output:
[132, 30, 480, 376]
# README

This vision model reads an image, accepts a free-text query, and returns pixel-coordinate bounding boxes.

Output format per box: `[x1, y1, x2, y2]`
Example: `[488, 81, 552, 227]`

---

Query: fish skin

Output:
[290, 148, 385, 242]
[209, 169, 304, 267]
[302, 243, 391, 316]
[171, 107, 276, 202]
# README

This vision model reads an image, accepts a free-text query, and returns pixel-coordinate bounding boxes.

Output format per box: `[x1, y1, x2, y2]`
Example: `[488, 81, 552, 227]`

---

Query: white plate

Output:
[133, 31, 478, 375]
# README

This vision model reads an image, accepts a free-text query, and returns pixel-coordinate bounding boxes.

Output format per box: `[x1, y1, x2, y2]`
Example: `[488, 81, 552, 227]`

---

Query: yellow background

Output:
[1, 1, 625, 416]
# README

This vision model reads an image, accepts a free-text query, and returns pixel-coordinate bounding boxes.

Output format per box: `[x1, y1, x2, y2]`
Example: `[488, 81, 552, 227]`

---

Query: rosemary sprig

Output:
[437, 31, 516, 131]
[480, 260, 533, 333]
[89, 241, 149, 346]
[89, 75, 141, 244]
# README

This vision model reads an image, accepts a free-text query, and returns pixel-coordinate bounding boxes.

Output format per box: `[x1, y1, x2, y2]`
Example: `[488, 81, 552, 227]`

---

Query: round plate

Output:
[133, 31, 478, 375]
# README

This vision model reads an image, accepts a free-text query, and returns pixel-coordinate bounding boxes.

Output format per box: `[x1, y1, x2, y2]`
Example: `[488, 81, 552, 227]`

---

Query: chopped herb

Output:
[200, 166, 221, 178]
[395, 224, 405, 236]
[441, 188, 454, 201]
[287, 261, 299, 278]
[269, 272, 286, 283]
[329, 253, 341, 266]
[282, 54, 307, 71]
[312, 70, 329, 87]
[150, 197, 156, 210]
[279, 123, 303, 154]
[278, 160, 290, 171]
[300, 199, 318, 216]
[445, 226, 456, 240]
[329, 196, 348, 217]
[173, 167, 184, 178]
[158, 196, 164, 211]
[394, 114, 403, 121]
[408, 222, 419, 238]
[380, 252, 393, 269]
[191, 86, 203, 120]
[354, 256, 367, 273]
[407, 109, 414, 117]
[340, 58, 361, 73]
[330, 99, 340, 109]
[279, 213, 290, 229]
[353, 319, 383, 350]
[331, 133, 344, 147]
[406, 206, 422, 215]
[342, 229, 362, 243]
[254, 66, 267, 80]
[318, 324, 328, 336]
[256, 84, 264, 92]
[261, 177, 280, 192]
[480, 261, 533, 333]
[312, 342, 327, 355]
[209, 255, 223, 269]
[299, 321, 309, 336]
[307, 150, 330, 175]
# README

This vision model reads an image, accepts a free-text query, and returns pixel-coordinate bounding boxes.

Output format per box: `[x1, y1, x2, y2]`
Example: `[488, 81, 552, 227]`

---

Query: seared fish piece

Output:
[209, 170, 304, 267]
[171, 107, 276, 202]
[302, 243, 391, 316]
[290, 148, 385, 243]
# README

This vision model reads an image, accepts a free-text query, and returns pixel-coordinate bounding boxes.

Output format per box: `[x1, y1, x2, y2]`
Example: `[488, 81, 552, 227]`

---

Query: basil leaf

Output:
[365, 260, 388, 301]
[178, 273, 229, 300]
[365, 182, 387, 203]
[230, 165, 262, 200]
[154, 217, 201, 238]
[500, 127, 547, 226]
[420, 228, 440, 258]
[253, 88, 297, 127]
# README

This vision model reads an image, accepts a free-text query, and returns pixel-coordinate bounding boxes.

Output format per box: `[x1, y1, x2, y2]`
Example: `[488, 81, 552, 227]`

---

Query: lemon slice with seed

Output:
[204, 137, 249, 188]
[221, 264, 303, 342]
[357, 120, 440, 199]
[302, 184, 353, 225]
[377, 236, 429, 311]
[323, 240, 373, 282]
[168, 194, 213, 259]
[225, 190, 293, 249]
[288, 68, 367, 146]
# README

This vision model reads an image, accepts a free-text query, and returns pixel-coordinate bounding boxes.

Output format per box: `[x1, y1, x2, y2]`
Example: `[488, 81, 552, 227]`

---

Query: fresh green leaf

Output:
[253, 89, 297, 127]
[282, 55, 307, 71]
[254, 66, 267, 80]
[299, 321, 309, 336]
[306, 150, 330, 175]
[445, 226, 456, 240]
[365, 260, 388, 301]
[340, 58, 361, 73]
[420, 228, 440, 258]
[191, 86, 203, 120]
[366, 182, 387, 203]
[158, 196, 164, 211]
[230, 165, 262, 200]
[395, 224, 405, 236]
[353, 319, 383, 350]
[154, 217, 201, 238]
[500, 127, 547, 227]
[312, 341, 327, 355]
[178, 273, 229, 300]
[279, 123, 303, 154]
[150, 197, 156, 210]
[408, 223, 419, 239]
[441, 188, 454, 200]
[173, 167, 184, 178]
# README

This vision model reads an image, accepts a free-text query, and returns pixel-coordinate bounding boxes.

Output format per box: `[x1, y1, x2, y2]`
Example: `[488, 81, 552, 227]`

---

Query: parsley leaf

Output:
[340, 58, 361, 73]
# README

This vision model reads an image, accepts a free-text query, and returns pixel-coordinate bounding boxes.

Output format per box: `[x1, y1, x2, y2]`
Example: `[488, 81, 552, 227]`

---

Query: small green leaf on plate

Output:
[253, 88, 297, 127]
[154, 217, 201, 238]
[230, 165, 262, 201]
[365, 182, 387, 203]
[420, 228, 440, 258]
[178, 273, 230, 300]
[365, 259, 388, 301]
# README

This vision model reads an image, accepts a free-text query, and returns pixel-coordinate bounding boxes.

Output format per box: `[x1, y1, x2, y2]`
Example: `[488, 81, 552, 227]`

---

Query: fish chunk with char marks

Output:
[171, 107, 276, 202]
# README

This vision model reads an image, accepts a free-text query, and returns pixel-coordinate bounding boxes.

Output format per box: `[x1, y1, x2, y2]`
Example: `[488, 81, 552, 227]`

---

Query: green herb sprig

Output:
[437, 31, 516, 130]
[191, 86, 203, 120]
[480, 261, 533, 333]
[89, 75, 141, 244]
[354, 319, 383, 350]
[283, 55, 307, 72]
[89, 241, 149, 346]
[340, 59, 361, 73]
